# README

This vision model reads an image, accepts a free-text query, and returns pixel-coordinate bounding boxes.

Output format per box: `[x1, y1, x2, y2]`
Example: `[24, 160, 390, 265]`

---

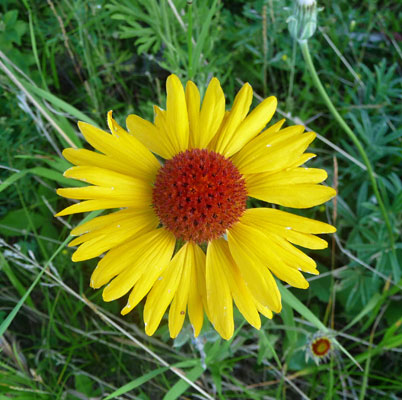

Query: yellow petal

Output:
[57, 167, 152, 206]
[70, 208, 153, 236]
[70, 209, 158, 261]
[247, 182, 336, 208]
[287, 153, 317, 169]
[120, 240, 177, 314]
[255, 302, 273, 319]
[195, 78, 225, 148]
[230, 119, 285, 170]
[90, 233, 146, 289]
[211, 239, 261, 330]
[213, 83, 253, 156]
[264, 232, 319, 275]
[282, 229, 328, 250]
[224, 96, 277, 157]
[126, 113, 175, 159]
[90, 228, 173, 290]
[242, 207, 336, 234]
[185, 81, 200, 148]
[143, 243, 190, 336]
[56, 184, 151, 203]
[62, 148, 141, 178]
[229, 222, 309, 289]
[207, 110, 229, 151]
[107, 110, 127, 138]
[187, 243, 207, 337]
[77, 121, 159, 180]
[245, 167, 328, 188]
[206, 240, 234, 340]
[239, 211, 327, 252]
[233, 126, 315, 174]
[101, 228, 175, 302]
[63, 165, 149, 188]
[57, 186, 118, 200]
[227, 224, 282, 313]
[240, 211, 320, 272]
[169, 246, 193, 338]
[55, 199, 136, 216]
[165, 74, 189, 153]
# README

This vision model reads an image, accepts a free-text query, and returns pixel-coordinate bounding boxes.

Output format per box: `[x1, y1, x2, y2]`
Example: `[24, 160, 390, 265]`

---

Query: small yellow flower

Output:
[56, 75, 336, 340]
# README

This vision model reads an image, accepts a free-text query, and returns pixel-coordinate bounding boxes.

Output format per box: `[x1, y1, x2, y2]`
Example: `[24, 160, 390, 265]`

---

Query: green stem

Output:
[299, 40, 395, 254]
[286, 38, 297, 112]
[187, 1, 193, 80]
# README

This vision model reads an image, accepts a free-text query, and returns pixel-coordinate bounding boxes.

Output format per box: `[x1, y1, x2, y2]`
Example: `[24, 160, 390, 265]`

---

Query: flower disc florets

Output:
[152, 149, 247, 243]
[311, 336, 331, 357]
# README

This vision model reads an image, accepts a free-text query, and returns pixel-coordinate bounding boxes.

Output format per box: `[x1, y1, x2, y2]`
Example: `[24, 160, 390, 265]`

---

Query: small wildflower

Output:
[307, 332, 334, 364]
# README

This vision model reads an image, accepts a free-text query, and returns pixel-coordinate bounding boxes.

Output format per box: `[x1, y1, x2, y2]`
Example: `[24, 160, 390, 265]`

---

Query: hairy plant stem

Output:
[299, 40, 395, 256]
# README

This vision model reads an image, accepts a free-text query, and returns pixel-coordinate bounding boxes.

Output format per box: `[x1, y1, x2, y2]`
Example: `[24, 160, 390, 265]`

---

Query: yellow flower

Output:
[56, 75, 336, 340]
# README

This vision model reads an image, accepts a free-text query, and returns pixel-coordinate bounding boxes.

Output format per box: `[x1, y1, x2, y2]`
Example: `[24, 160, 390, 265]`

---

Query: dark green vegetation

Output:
[1, 0, 401, 398]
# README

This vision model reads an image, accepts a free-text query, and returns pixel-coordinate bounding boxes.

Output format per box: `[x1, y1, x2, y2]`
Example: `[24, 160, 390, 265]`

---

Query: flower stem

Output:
[187, 1, 193, 80]
[299, 40, 395, 253]
[286, 38, 297, 112]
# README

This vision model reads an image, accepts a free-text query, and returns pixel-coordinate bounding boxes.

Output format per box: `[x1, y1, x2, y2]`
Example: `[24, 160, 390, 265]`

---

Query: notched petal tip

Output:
[272, 300, 282, 314]
[265, 95, 278, 108]
[71, 252, 84, 262]
[106, 110, 114, 130]
[166, 73, 183, 90]
[327, 187, 337, 199]
[169, 331, 179, 339]
[300, 280, 310, 289]
[77, 120, 88, 132]
[309, 268, 319, 276]
[102, 287, 114, 302]
[192, 324, 202, 338]
[62, 148, 76, 161]
[121, 305, 132, 316]
[62, 167, 76, 178]
[68, 237, 80, 247]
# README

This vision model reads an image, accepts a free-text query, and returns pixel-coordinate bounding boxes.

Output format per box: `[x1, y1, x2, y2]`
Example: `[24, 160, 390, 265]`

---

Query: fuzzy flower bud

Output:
[287, 0, 318, 43]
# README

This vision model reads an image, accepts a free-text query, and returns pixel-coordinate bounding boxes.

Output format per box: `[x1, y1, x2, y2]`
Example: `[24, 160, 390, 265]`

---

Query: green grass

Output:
[1, 0, 402, 399]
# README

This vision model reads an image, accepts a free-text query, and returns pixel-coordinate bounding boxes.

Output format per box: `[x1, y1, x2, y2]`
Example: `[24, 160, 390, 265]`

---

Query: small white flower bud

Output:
[287, 0, 318, 43]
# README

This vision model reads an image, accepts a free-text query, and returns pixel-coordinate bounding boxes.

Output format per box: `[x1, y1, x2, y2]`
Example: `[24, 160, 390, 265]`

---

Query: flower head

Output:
[306, 332, 334, 364]
[56, 75, 336, 340]
[288, 0, 318, 42]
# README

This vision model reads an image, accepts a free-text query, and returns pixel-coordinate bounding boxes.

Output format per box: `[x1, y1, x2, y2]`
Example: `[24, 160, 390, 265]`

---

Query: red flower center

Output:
[152, 149, 247, 243]
[311, 337, 331, 357]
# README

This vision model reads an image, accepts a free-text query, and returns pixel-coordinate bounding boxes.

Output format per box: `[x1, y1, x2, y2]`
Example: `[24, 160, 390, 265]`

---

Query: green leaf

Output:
[104, 367, 168, 399]
[163, 364, 205, 400]
[257, 330, 281, 367]
[0, 167, 80, 195]
[0, 209, 45, 236]
[344, 292, 382, 331]
[0, 236, 70, 337]
[23, 82, 98, 127]
[104, 360, 199, 400]
[0, 253, 35, 308]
